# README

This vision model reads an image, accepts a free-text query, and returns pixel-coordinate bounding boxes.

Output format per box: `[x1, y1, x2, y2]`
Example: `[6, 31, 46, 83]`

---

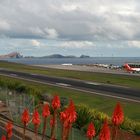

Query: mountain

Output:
[25, 54, 91, 58]
[41, 54, 77, 58]
[0, 53, 91, 59]
[0, 52, 23, 59]
[80, 55, 90, 58]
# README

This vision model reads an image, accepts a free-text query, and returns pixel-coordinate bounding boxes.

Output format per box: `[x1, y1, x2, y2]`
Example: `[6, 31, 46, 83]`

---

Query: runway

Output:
[35, 64, 140, 76]
[0, 69, 140, 103]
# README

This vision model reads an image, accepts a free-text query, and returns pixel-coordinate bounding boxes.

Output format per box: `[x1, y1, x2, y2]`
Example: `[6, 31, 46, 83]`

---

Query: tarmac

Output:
[35, 64, 140, 76]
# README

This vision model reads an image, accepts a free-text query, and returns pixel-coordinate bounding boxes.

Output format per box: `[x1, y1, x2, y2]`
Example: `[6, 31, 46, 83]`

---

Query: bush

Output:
[134, 123, 140, 135]
[121, 117, 140, 135]
[15, 83, 26, 93]
[91, 109, 110, 122]
[79, 109, 110, 136]
[92, 119, 102, 136]
[75, 104, 94, 129]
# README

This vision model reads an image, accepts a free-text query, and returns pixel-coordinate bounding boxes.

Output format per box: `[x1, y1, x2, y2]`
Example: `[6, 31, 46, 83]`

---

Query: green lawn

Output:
[0, 75, 140, 122]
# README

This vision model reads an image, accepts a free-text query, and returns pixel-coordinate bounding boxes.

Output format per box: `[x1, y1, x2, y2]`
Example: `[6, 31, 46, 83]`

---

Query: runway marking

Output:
[0, 73, 140, 103]
[10, 74, 17, 77]
[30, 73, 38, 76]
[85, 82, 101, 85]
[56, 83, 71, 87]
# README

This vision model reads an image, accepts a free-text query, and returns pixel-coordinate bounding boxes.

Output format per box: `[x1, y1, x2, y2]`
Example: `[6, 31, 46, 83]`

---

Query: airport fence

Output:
[0, 87, 89, 140]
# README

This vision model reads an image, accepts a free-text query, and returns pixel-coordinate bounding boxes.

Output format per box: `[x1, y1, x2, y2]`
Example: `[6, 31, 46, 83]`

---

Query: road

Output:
[0, 69, 140, 103]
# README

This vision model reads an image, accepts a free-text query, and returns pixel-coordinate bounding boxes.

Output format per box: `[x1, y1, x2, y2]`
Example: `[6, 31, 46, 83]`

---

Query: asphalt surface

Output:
[0, 69, 140, 103]
[35, 64, 140, 76]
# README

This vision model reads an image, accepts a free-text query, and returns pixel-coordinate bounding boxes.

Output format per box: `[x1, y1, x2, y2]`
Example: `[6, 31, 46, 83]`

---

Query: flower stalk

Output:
[1, 135, 6, 140]
[50, 95, 60, 140]
[86, 122, 96, 140]
[21, 108, 30, 140]
[99, 119, 110, 140]
[50, 110, 57, 140]
[42, 104, 50, 140]
[5, 121, 13, 140]
[60, 100, 77, 140]
[32, 109, 41, 140]
[111, 103, 124, 140]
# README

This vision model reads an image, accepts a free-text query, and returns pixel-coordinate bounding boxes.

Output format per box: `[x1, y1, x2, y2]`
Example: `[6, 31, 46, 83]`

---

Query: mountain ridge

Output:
[0, 52, 91, 59]
[25, 54, 91, 58]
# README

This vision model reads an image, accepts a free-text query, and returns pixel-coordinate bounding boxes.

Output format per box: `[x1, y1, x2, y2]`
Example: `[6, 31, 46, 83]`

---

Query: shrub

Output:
[134, 123, 140, 135]
[75, 104, 93, 130]
[79, 108, 110, 136]
[92, 119, 102, 136]
[15, 83, 26, 93]
[121, 117, 140, 135]
[91, 109, 110, 122]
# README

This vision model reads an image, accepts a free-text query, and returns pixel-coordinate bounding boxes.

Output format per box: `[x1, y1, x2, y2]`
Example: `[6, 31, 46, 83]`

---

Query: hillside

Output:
[0, 52, 23, 59]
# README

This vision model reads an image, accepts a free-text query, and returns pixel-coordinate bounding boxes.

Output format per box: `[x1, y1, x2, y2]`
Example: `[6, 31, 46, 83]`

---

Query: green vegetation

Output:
[0, 75, 140, 135]
[75, 104, 94, 130]
[0, 61, 140, 89]
[75, 105, 140, 136]
[0, 75, 140, 122]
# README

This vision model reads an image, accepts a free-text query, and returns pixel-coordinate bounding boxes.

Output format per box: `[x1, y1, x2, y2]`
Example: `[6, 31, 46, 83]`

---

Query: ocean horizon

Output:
[1, 57, 140, 66]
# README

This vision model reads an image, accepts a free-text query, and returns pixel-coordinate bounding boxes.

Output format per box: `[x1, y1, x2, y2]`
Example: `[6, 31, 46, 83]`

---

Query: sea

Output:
[1, 57, 140, 66]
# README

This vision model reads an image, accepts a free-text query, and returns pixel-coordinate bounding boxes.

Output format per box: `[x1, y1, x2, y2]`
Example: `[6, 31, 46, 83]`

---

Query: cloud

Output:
[0, 0, 139, 41]
[59, 41, 95, 48]
[1, 0, 140, 57]
[128, 41, 140, 48]
[44, 28, 58, 39]
[29, 27, 58, 39]
[31, 39, 41, 47]
[0, 19, 10, 30]
[61, 4, 79, 12]
[30, 27, 45, 37]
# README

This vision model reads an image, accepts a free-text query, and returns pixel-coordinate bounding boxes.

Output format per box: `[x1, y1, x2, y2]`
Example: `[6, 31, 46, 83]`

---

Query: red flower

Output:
[60, 100, 77, 128]
[42, 104, 50, 118]
[60, 100, 77, 140]
[67, 100, 77, 123]
[50, 117, 55, 127]
[50, 96, 60, 139]
[21, 108, 30, 126]
[5, 121, 13, 138]
[1, 136, 6, 140]
[99, 120, 110, 140]
[86, 122, 96, 139]
[112, 103, 124, 126]
[52, 95, 60, 110]
[32, 109, 41, 126]
[42, 104, 50, 140]
[60, 111, 67, 122]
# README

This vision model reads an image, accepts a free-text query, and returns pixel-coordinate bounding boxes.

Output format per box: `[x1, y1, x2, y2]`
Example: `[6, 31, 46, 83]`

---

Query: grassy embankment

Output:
[0, 75, 140, 122]
[0, 61, 140, 89]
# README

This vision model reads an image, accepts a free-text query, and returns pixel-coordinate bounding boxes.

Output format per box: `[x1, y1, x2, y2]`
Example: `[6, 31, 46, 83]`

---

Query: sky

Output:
[0, 0, 140, 57]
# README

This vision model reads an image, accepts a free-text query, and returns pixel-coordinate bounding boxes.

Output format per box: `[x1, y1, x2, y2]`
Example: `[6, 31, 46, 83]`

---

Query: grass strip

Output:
[0, 61, 140, 89]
